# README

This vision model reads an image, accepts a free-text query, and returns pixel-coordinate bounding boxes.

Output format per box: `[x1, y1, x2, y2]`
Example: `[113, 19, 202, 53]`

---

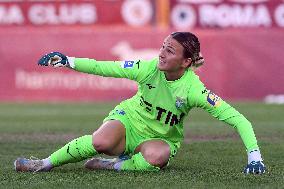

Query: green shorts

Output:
[103, 105, 178, 163]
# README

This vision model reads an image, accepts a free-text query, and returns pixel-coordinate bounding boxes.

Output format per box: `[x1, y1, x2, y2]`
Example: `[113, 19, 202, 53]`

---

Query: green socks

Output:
[119, 152, 160, 171]
[48, 135, 159, 172]
[50, 135, 97, 167]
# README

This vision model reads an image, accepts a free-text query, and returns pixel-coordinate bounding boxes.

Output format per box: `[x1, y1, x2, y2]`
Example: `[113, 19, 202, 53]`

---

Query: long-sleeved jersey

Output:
[71, 57, 258, 151]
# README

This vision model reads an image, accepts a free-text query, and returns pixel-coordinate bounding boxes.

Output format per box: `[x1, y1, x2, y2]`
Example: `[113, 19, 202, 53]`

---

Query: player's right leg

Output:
[14, 120, 126, 172]
[85, 139, 173, 171]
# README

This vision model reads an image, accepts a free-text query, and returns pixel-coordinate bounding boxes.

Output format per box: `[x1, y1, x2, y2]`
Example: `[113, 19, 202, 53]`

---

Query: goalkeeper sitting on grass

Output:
[14, 32, 265, 174]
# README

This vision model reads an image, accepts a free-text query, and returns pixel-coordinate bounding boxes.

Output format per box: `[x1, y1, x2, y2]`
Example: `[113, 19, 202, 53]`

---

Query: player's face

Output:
[158, 35, 191, 80]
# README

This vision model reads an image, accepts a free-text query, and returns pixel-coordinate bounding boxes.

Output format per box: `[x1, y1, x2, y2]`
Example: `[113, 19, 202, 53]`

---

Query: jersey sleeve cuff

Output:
[247, 148, 263, 163]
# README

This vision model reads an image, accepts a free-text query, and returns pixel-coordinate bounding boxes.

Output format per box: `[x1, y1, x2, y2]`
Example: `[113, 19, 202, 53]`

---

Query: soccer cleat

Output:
[84, 155, 129, 171]
[84, 157, 120, 170]
[14, 157, 48, 172]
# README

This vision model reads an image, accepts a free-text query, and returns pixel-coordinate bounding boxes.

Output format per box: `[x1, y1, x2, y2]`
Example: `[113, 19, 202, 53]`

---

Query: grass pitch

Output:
[0, 102, 283, 189]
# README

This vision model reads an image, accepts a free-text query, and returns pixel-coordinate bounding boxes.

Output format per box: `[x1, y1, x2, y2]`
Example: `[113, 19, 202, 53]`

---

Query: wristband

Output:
[67, 57, 76, 69]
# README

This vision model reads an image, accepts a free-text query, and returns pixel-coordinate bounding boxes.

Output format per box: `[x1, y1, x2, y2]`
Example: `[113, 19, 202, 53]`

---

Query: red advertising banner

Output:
[0, 27, 283, 101]
[0, 0, 154, 27]
[170, 0, 284, 29]
[1, 0, 284, 29]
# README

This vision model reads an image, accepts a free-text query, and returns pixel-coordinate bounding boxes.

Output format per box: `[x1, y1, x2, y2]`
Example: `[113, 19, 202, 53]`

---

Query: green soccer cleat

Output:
[14, 157, 48, 172]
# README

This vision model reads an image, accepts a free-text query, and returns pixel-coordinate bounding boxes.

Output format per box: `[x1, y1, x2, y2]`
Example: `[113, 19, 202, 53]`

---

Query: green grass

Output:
[0, 102, 283, 189]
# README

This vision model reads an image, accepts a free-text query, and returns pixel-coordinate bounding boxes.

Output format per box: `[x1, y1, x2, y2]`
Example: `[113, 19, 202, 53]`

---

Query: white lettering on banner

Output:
[0, 5, 24, 24]
[274, 4, 284, 27]
[15, 70, 137, 91]
[178, 0, 269, 3]
[171, 4, 196, 29]
[178, 0, 222, 3]
[121, 0, 153, 26]
[172, 1, 284, 28]
[28, 4, 96, 25]
[229, 0, 268, 3]
[198, 4, 271, 27]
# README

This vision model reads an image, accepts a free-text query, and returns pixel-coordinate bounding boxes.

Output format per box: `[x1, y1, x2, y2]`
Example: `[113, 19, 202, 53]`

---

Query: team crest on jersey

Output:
[121, 60, 135, 68]
[207, 91, 221, 107]
[175, 97, 185, 109]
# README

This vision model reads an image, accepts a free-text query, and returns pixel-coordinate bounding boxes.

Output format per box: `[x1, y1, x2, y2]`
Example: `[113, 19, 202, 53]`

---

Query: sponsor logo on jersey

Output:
[175, 97, 185, 109]
[207, 91, 221, 107]
[140, 96, 185, 127]
[121, 60, 135, 68]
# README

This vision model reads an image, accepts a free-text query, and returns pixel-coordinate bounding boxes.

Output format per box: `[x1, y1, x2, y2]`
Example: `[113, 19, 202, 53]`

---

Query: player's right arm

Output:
[38, 52, 157, 83]
[187, 79, 266, 174]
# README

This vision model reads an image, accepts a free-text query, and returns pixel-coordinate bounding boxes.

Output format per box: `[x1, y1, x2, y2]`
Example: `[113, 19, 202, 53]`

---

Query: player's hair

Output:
[171, 32, 204, 68]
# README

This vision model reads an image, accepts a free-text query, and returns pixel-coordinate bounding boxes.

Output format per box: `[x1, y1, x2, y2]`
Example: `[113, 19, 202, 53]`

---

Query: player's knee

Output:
[92, 135, 113, 153]
[142, 148, 170, 168]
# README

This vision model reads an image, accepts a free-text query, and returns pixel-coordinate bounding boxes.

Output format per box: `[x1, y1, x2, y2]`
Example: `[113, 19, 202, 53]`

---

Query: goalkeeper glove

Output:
[243, 149, 266, 174]
[38, 52, 69, 68]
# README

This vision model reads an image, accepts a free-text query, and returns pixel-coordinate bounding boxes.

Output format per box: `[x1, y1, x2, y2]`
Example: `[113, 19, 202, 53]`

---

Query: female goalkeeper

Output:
[14, 32, 265, 174]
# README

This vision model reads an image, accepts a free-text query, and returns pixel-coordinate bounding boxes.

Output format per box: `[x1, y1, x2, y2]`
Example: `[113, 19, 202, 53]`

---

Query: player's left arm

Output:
[188, 83, 266, 174]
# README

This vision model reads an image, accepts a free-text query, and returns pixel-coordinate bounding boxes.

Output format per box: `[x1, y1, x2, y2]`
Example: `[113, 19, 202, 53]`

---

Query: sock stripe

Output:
[66, 144, 76, 159]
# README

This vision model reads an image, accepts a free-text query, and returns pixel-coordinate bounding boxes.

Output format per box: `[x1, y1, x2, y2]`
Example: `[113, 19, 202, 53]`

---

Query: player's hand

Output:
[38, 52, 69, 68]
[243, 160, 266, 174]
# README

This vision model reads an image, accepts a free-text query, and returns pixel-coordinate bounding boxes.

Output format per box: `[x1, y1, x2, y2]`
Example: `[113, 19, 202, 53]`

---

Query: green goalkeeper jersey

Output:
[72, 58, 258, 151]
